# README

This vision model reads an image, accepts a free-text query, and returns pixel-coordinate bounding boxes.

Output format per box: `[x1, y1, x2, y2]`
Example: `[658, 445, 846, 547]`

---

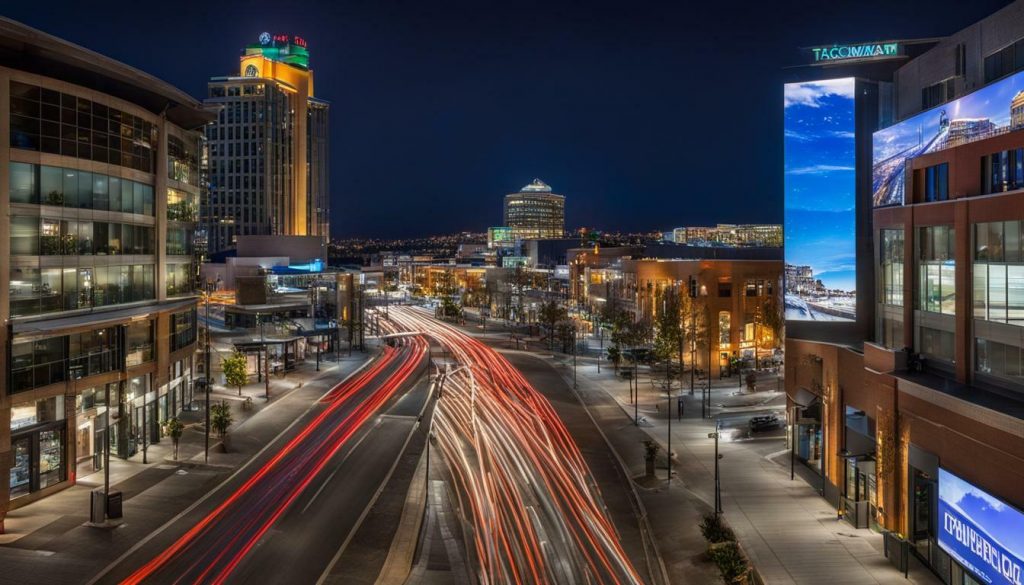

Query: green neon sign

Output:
[812, 42, 898, 63]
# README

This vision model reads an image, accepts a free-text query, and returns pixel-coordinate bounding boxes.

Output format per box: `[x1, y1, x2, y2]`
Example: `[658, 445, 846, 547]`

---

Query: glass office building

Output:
[503, 179, 566, 240]
[0, 17, 206, 518]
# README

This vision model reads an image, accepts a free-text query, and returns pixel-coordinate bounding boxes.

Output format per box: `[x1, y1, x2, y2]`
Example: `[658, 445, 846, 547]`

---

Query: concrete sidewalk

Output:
[563, 357, 939, 585]
[0, 352, 374, 585]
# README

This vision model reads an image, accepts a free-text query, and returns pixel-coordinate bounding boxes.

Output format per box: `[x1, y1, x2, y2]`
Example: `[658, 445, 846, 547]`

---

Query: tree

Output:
[222, 352, 249, 396]
[539, 300, 568, 350]
[162, 417, 185, 460]
[606, 346, 622, 373]
[210, 401, 234, 451]
[653, 287, 683, 365]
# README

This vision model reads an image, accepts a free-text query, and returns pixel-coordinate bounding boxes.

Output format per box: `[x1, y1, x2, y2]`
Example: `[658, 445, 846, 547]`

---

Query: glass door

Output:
[10, 436, 32, 499]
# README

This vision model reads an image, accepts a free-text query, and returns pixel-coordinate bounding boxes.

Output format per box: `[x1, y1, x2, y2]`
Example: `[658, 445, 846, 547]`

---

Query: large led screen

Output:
[784, 78, 857, 322]
[938, 468, 1024, 585]
[874, 69, 1024, 207]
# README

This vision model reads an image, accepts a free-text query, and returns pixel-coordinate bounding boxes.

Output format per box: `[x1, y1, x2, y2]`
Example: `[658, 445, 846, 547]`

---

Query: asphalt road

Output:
[90, 339, 429, 585]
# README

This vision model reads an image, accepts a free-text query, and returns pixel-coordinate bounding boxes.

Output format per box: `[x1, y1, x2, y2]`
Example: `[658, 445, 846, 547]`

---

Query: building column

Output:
[0, 68, 13, 532]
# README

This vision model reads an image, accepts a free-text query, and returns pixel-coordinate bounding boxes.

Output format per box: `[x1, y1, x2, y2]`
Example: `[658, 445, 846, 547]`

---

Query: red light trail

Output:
[387, 307, 643, 584]
[119, 336, 426, 585]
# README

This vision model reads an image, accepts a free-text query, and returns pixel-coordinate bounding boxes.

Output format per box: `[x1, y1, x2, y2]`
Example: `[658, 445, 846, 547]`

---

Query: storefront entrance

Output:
[10, 424, 66, 500]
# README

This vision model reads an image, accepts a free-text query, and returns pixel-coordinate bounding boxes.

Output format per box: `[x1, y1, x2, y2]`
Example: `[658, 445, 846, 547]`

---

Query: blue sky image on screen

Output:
[874, 68, 1024, 207]
[938, 468, 1024, 585]
[784, 78, 856, 322]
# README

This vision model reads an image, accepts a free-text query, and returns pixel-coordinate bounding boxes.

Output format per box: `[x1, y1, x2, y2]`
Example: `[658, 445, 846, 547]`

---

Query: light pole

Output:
[573, 324, 578, 389]
[709, 420, 723, 516]
[667, 363, 673, 484]
[261, 313, 270, 400]
[204, 280, 211, 463]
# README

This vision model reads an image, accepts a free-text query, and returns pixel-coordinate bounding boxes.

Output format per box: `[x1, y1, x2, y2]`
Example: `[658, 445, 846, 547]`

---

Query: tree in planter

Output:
[210, 401, 233, 451]
[222, 352, 249, 397]
[162, 417, 185, 460]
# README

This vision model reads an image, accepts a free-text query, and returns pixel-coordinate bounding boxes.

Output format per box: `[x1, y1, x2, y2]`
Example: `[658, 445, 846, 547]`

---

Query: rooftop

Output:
[520, 178, 553, 192]
[0, 17, 212, 129]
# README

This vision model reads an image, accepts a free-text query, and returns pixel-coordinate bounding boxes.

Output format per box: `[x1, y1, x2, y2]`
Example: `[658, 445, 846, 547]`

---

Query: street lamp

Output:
[572, 324, 578, 389]
[204, 280, 212, 463]
[708, 420, 723, 516]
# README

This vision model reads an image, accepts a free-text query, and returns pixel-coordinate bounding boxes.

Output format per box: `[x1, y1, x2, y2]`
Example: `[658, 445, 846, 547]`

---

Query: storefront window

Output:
[10, 395, 67, 498]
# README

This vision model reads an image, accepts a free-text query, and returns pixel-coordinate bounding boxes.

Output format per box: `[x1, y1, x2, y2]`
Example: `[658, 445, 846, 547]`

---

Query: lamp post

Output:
[709, 420, 723, 516]
[204, 280, 211, 463]
[573, 324, 578, 389]
[261, 313, 270, 400]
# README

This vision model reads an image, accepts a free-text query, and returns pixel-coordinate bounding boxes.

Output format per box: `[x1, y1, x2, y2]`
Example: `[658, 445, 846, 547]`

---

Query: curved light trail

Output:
[387, 306, 643, 585]
[120, 336, 427, 585]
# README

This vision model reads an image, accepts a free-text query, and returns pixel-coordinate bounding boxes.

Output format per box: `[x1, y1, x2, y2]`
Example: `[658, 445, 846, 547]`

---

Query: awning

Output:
[792, 387, 821, 408]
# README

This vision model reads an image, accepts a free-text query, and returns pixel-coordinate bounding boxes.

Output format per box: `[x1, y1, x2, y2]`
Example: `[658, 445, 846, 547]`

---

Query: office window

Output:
[7, 162, 155, 215]
[984, 39, 1024, 83]
[880, 228, 905, 306]
[924, 163, 948, 202]
[919, 326, 955, 363]
[974, 220, 1024, 324]
[717, 281, 731, 297]
[976, 337, 1024, 384]
[918, 226, 956, 314]
[9, 81, 155, 172]
[982, 148, 1024, 194]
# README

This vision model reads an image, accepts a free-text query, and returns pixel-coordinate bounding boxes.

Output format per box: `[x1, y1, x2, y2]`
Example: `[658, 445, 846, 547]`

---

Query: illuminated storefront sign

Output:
[811, 43, 898, 63]
[938, 469, 1024, 585]
[783, 78, 857, 322]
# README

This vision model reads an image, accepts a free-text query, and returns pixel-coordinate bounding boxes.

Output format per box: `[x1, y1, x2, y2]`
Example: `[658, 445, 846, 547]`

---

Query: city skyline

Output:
[2, 0, 1012, 238]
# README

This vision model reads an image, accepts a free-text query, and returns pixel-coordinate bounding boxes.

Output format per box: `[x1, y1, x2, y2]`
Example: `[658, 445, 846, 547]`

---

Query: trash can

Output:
[90, 488, 106, 523]
[106, 490, 123, 519]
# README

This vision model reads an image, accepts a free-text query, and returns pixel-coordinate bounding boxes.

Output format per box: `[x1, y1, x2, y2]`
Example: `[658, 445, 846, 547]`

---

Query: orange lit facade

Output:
[204, 34, 330, 254]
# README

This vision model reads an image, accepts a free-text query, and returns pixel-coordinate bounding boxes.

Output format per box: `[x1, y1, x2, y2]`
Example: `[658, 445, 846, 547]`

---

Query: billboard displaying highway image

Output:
[873, 68, 1024, 207]
[784, 78, 857, 322]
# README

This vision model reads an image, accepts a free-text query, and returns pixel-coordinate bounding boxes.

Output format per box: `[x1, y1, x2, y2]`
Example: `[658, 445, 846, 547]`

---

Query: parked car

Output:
[748, 413, 782, 433]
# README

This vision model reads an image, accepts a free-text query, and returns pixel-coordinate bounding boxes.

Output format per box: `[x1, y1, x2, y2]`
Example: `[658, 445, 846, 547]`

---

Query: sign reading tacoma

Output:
[811, 42, 898, 63]
[938, 469, 1024, 585]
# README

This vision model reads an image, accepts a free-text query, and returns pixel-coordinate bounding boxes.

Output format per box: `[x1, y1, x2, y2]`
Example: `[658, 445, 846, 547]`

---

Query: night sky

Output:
[3, 0, 1013, 238]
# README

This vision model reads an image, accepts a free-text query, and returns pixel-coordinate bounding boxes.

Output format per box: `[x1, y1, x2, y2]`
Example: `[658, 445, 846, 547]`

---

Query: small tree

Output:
[162, 417, 185, 460]
[222, 352, 249, 396]
[607, 346, 622, 373]
[210, 401, 233, 451]
[539, 300, 568, 350]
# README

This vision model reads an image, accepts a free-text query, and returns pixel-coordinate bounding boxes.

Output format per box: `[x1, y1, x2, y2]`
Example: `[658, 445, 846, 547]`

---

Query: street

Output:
[90, 337, 427, 585]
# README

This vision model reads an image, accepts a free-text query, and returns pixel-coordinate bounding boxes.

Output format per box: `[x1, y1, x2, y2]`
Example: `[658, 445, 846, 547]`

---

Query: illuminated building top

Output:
[245, 32, 310, 70]
[520, 178, 553, 193]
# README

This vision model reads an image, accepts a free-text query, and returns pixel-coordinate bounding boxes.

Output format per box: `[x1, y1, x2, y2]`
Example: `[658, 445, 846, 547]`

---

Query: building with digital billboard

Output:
[204, 33, 330, 255]
[784, 4, 1024, 584]
[784, 78, 857, 322]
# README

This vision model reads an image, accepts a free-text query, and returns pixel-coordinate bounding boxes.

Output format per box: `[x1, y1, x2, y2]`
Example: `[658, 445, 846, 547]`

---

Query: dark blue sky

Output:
[4, 0, 1013, 237]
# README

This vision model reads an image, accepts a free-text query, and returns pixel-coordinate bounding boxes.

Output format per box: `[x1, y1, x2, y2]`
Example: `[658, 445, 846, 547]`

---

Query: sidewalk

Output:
[0, 352, 374, 584]
[563, 357, 940, 585]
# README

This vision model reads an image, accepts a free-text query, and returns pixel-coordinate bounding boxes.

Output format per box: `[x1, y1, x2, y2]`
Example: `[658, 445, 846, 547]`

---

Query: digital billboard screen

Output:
[873, 69, 1024, 207]
[784, 78, 857, 322]
[938, 468, 1024, 585]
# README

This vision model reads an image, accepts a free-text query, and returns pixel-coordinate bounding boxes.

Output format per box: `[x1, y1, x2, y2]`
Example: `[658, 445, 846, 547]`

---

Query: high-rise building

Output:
[785, 4, 1024, 582]
[503, 179, 565, 240]
[0, 16, 208, 520]
[204, 33, 330, 255]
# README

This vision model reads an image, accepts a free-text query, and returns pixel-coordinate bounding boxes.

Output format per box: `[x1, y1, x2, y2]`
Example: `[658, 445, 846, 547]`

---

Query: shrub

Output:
[700, 513, 736, 543]
[708, 542, 748, 582]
